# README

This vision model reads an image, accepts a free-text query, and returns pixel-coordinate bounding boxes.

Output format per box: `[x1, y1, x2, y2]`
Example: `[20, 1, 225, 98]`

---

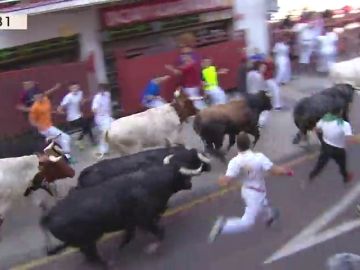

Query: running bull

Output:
[193, 91, 272, 161]
[0, 142, 75, 235]
[293, 84, 354, 144]
[41, 148, 211, 266]
[76, 145, 211, 189]
[105, 90, 200, 155]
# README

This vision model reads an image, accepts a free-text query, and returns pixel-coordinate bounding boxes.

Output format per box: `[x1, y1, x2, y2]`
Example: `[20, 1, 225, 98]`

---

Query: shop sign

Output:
[100, 0, 233, 28]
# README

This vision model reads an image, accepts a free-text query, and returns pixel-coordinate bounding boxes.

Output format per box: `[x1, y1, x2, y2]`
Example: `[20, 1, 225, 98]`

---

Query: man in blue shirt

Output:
[142, 75, 170, 108]
[249, 47, 266, 63]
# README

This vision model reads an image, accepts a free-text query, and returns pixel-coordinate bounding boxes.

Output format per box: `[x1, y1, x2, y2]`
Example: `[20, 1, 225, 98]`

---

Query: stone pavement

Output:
[0, 74, 334, 269]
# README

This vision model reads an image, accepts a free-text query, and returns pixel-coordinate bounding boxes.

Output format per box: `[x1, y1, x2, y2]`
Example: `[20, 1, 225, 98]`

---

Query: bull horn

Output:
[163, 154, 174, 165]
[179, 164, 203, 176]
[44, 141, 55, 154]
[197, 153, 211, 164]
[49, 155, 62, 162]
[53, 145, 64, 155]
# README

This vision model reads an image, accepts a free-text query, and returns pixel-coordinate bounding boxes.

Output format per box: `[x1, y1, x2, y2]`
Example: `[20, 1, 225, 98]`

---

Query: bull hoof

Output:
[144, 242, 161, 254]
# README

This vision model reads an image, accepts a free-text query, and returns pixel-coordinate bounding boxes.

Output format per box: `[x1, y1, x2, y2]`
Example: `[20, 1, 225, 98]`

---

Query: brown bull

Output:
[193, 91, 272, 161]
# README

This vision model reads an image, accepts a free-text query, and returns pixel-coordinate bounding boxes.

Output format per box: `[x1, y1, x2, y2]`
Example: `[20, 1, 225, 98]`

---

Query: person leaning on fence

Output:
[57, 82, 96, 150]
[201, 57, 228, 105]
[29, 83, 75, 164]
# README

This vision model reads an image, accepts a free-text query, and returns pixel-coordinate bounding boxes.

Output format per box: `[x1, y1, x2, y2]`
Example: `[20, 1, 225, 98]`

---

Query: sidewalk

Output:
[1, 75, 329, 269]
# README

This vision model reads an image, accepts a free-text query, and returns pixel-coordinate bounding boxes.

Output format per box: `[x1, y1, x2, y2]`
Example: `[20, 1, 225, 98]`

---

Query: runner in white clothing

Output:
[208, 132, 294, 243]
[309, 106, 360, 185]
[92, 84, 113, 159]
[246, 62, 270, 127]
[57, 82, 95, 149]
[316, 27, 338, 73]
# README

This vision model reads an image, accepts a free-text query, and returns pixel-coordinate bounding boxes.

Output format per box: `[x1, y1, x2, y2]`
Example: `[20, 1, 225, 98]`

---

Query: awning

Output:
[0, 0, 127, 15]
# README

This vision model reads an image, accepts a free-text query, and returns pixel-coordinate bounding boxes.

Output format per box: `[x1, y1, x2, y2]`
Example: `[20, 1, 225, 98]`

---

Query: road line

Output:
[11, 152, 316, 270]
[264, 181, 360, 265]
[264, 219, 360, 264]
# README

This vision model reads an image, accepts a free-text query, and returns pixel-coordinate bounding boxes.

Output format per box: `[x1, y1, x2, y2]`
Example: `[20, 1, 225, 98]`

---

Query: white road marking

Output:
[264, 181, 360, 265]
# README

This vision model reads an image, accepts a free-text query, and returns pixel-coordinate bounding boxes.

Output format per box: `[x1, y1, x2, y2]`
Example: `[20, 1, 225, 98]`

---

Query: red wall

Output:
[0, 62, 89, 137]
[116, 40, 245, 115]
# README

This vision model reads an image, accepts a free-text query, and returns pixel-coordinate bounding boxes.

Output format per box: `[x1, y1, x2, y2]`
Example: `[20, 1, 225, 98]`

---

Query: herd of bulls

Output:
[0, 83, 356, 268]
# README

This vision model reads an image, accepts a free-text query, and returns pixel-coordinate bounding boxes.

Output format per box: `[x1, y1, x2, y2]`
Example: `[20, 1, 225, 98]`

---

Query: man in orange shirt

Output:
[29, 83, 73, 163]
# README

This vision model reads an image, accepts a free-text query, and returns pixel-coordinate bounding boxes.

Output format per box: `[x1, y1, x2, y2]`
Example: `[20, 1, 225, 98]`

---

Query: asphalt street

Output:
[18, 146, 360, 270]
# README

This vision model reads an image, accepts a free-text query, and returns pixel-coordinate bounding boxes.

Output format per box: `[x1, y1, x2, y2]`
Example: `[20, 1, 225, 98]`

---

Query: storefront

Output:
[0, 0, 271, 115]
[98, 0, 236, 102]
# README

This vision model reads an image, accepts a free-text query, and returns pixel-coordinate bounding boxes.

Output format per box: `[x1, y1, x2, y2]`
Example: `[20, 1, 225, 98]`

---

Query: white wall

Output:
[0, 7, 108, 83]
[233, 0, 269, 55]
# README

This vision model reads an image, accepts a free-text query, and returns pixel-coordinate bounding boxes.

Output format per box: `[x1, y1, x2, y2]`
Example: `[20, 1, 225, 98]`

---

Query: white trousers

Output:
[183, 87, 206, 110]
[275, 57, 291, 84]
[299, 43, 313, 64]
[222, 187, 273, 234]
[95, 115, 113, 154]
[258, 111, 270, 127]
[317, 51, 336, 73]
[40, 126, 71, 157]
[265, 79, 282, 108]
[205, 86, 227, 105]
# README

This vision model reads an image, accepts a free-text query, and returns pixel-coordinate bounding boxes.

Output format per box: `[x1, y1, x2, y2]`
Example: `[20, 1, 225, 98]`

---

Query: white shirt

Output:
[318, 32, 338, 55]
[225, 150, 274, 191]
[92, 91, 112, 118]
[273, 42, 289, 58]
[299, 26, 316, 46]
[316, 119, 352, 148]
[246, 70, 265, 94]
[60, 91, 83, 122]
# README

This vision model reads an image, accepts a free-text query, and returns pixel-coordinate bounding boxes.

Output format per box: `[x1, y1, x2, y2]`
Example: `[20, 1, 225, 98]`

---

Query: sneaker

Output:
[266, 208, 280, 227]
[208, 216, 225, 243]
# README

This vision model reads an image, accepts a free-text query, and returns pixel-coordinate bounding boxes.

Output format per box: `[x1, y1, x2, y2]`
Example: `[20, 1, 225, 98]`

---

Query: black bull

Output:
[41, 148, 211, 266]
[76, 146, 211, 189]
[292, 84, 354, 144]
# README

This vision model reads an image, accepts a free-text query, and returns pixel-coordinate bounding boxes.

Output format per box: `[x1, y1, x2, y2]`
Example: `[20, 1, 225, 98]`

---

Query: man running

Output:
[166, 53, 206, 109]
[57, 82, 95, 149]
[92, 83, 113, 159]
[29, 83, 74, 163]
[208, 132, 294, 243]
[141, 75, 170, 109]
[201, 57, 228, 105]
[309, 106, 360, 185]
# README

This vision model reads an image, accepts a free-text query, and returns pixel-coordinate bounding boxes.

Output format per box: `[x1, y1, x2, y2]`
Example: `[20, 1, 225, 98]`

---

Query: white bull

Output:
[0, 143, 75, 238]
[329, 57, 360, 90]
[105, 90, 200, 156]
